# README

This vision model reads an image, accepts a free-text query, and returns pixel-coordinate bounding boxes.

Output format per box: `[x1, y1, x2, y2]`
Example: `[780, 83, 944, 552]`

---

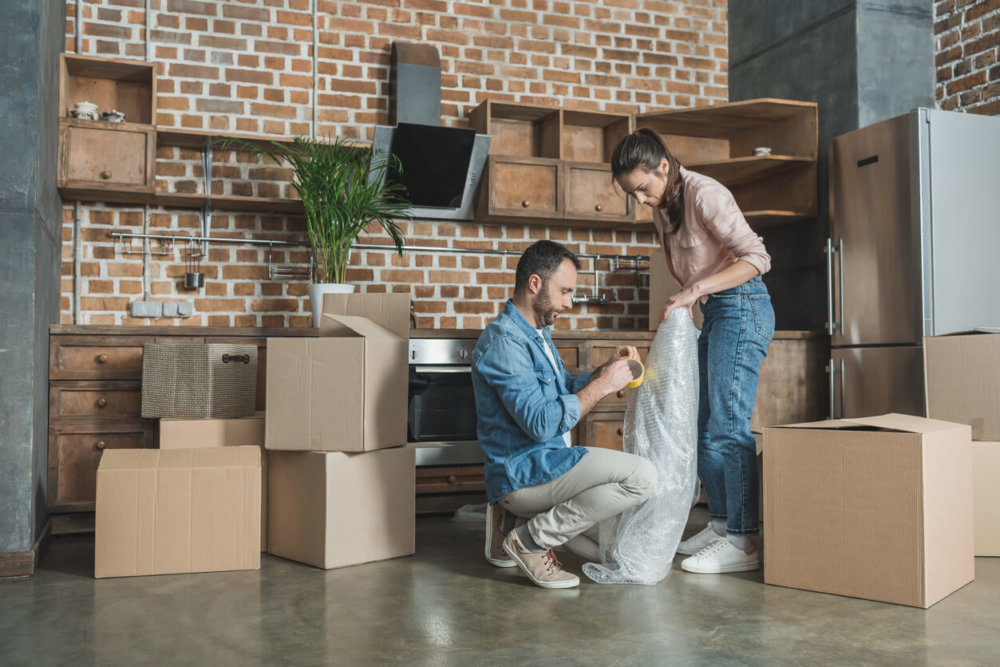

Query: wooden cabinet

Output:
[482, 155, 562, 219]
[46, 326, 295, 531]
[415, 464, 487, 515]
[470, 100, 641, 229]
[635, 99, 818, 228]
[57, 54, 156, 201]
[579, 411, 627, 451]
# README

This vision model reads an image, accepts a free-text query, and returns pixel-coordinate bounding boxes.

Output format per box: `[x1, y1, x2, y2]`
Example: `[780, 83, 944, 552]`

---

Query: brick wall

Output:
[61, 0, 729, 329]
[935, 0, 1000, 114]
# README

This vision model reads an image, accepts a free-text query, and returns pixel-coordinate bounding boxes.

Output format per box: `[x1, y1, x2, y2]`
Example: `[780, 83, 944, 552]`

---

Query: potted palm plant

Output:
[221, 135, 410, 326]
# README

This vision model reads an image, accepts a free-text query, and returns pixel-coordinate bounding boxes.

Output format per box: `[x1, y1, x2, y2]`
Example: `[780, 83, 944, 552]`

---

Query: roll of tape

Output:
[626, 358, 644, 389]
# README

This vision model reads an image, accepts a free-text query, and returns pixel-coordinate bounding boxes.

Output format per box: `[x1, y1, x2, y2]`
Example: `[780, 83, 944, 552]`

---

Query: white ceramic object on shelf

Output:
[308, 282, 355, 327]
[71, 101, 99, 120]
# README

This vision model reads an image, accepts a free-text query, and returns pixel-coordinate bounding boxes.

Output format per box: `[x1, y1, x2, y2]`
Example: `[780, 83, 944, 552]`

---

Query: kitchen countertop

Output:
[51, 325, 826, 340]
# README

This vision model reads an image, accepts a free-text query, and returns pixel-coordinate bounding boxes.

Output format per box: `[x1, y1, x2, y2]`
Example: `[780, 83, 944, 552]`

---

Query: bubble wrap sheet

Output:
[582, 309, 699, 585]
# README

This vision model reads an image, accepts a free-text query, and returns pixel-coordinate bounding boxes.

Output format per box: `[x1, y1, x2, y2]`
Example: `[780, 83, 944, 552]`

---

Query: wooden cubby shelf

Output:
[57, 56, 818, 229]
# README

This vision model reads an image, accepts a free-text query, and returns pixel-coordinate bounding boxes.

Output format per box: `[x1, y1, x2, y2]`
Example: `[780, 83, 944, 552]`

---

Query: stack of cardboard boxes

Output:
[94, 294, 415, 578]
[924, 330, 1000, 557]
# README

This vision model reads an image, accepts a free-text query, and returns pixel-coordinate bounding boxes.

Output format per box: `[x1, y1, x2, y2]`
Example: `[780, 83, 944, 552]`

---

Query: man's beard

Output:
[533, 286, 557, 327]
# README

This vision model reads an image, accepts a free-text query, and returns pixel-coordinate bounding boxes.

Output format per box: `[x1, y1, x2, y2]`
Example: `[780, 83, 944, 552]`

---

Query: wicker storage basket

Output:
[141, 343, 258, 419]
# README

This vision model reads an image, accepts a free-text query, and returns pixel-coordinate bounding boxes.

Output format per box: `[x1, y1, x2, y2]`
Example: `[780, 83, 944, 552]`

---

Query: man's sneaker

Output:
[680, 538, 760, 574]
[485, 503, 515, 568]
[502, 531, 580, 589]
[676, 522, 725, 556]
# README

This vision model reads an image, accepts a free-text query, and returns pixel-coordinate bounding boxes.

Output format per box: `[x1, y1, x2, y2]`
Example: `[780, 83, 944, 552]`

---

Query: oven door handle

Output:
[412, 365, 472, 373]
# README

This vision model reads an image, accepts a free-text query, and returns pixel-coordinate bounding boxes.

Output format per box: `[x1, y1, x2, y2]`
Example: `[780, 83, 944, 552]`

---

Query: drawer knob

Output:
[616, 390, 625, 399]
[447, 475, 458, 485]
[595, 204, 602, 212]
[617, 428, 623, 437]
[96, 397, 108, 408]
[521, 200, 530, 208]
[96, 353, 109, 364]
[100, 170, 112, 180]
[95, 440, 107, 451]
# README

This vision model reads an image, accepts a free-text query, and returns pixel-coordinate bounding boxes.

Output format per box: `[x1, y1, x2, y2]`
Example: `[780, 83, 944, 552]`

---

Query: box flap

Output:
[769, 413, 965, 434]
[928, 328, 1000, 337]
[321, 313, 403, 342]
[321, 293, 410, 339]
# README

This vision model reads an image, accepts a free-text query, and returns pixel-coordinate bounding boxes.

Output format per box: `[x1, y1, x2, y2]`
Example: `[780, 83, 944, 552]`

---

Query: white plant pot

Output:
[308, 282, 355, 328]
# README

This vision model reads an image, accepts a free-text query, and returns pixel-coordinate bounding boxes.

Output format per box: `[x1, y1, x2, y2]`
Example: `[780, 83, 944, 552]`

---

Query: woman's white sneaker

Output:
[676, 522, 726, 556]
[680, 539, 759, 574]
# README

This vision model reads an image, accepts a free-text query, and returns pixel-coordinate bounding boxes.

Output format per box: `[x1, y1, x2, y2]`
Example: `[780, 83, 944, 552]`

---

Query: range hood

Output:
[370, 42, 490, 222]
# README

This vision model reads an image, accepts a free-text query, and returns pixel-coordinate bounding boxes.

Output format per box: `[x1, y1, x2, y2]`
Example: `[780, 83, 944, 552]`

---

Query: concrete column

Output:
[728, 1, 934, 330]
[0, 0, 64, 572]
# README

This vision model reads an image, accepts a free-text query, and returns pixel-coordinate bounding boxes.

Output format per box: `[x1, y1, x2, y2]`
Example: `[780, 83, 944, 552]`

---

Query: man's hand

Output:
[611, 345, 639, 362]
[593, 359, 633, 395]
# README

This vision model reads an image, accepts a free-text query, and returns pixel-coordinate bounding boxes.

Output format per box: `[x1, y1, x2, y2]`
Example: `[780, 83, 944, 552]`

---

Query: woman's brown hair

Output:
[610, 128, 685, 231]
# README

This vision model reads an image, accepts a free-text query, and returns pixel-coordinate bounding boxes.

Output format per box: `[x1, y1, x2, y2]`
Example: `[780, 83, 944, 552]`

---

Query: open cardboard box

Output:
[763, 414, 974, 608]
[266, 294, 409, 453]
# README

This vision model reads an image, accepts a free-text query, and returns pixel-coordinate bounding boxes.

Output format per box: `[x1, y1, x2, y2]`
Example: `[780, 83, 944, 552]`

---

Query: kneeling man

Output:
[473, 240, 658, 589]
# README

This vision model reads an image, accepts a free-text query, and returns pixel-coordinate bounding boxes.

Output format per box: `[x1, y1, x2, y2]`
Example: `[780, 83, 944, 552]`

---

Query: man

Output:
[472, 240, 658, 589]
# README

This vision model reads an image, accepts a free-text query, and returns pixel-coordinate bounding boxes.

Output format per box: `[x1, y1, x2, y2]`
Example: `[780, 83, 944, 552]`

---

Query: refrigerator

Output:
[827, 108, 1000, 419]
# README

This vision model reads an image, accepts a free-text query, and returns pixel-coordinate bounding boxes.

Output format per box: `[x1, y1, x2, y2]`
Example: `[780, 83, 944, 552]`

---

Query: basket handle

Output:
[221, 354, 251, 364]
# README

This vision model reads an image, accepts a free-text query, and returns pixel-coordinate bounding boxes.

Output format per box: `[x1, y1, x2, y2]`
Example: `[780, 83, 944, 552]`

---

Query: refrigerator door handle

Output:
[839, 358, 845, 419]
[828, 357, 837, 419]
[837, 238, 845, 336]
[826, 238, 834, 336]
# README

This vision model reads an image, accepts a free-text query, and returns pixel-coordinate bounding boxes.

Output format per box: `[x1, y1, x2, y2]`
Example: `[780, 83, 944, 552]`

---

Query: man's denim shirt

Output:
[473, 300, 593, 503]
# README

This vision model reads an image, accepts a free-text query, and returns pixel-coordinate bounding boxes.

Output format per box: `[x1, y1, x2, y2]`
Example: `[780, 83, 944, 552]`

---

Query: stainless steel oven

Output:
[408, 338, 484, 466]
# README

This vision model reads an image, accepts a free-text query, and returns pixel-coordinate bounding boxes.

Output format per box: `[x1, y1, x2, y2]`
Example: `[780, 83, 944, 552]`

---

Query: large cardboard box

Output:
[972, 441, 1000, 557]
[159, 412, 268, 551]
[266, 293, 409, 453]
[648, 249, 704, 330]
[763, 414, 974, 608]
[267, 446, 416, 570]
[266, 315, 407, 452]
[924, 330, 1000, 441]
[95, 446, 261, 578]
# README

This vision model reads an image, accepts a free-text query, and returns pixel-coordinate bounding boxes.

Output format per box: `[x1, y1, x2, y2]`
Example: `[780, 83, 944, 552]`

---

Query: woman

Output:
[611, 128, 775, 574]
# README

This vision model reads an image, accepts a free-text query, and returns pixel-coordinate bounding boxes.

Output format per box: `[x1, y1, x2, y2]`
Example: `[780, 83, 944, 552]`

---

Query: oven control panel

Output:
[409, 338, 477, 365]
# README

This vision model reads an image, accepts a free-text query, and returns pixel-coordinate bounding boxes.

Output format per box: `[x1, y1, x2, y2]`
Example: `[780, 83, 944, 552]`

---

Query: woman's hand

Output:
[661, 286, 708, 321]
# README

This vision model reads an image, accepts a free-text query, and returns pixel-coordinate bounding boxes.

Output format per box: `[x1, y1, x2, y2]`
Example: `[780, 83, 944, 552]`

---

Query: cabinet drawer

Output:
[415, 465, 485, 494]
[50, 381, 142, 419]
[58, 120, 155, 190]
[486, 155, 561, 217]
[50, 336, 149, 380]
[579, 412, 625, 451]
[48, 421, 157, 512]
[564, 162, 631, 220]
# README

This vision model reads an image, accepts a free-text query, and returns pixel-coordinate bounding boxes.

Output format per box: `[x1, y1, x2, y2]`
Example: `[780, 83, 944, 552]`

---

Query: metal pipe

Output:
[75, 0, 82, 53]
[73, 202, 81, 324]
[108, 233, 651, 263]
[142, 206, 150, 299]
[311, 0, 318, 139]
[145, 0, 151, 62]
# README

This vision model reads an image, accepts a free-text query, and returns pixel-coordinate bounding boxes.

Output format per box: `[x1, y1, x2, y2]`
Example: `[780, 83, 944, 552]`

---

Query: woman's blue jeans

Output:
[696, 276, 774, 536]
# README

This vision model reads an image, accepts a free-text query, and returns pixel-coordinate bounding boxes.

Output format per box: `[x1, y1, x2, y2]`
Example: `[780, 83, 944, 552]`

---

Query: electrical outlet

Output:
[177, 301, 193, 318]
[161, 302, 179, 317]
[130, 300, 162, 318]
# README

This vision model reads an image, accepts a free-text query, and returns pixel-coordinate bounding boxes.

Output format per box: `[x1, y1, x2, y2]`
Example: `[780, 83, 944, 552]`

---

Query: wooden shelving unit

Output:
[469, 100, 640, 229]
[636, 98, 819, 228]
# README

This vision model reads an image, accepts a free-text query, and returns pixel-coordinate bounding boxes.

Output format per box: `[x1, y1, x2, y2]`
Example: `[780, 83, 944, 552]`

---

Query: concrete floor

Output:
[3, 508, 999, 666]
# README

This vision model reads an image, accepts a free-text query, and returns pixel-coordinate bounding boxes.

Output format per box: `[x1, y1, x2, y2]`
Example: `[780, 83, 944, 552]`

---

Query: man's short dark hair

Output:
[514, 240, 581, 295]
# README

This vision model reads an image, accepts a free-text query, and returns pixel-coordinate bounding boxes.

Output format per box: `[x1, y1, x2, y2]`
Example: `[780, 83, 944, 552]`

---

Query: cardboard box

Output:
[763, 414, 974, 608]
[319, 292, 411, 339]
[924, 330, 1000, 441]
[266, 314, 407, 453]
[973, 441, 1000, 557]
[267, 446, 416, 570]
[159, 412, 268, 551]
[95, 446, 261, 578]
[648, 249, 704, 330]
